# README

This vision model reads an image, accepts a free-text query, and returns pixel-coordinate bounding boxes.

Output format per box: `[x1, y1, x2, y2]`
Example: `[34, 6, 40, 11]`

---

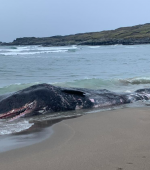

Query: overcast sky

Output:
[0, 0, 150, 42]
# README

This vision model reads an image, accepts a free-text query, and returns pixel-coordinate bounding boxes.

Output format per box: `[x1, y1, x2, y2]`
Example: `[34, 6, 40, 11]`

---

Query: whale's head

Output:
[0, 84, 67, 121]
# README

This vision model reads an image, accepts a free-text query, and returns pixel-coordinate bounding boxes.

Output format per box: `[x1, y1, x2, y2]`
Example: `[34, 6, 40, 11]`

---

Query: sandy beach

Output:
[1, 107, 150, 170]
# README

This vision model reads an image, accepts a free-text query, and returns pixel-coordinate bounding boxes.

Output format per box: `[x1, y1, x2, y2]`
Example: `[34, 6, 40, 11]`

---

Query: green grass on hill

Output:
[8, 23, 150, 46]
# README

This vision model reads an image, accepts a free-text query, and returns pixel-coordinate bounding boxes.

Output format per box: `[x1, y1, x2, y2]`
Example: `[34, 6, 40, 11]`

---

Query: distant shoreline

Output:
[1, 23, 150, 46]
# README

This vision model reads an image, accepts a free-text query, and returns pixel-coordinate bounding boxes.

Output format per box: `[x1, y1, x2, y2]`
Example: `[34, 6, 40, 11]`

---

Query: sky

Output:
[0, 0, 150, 42]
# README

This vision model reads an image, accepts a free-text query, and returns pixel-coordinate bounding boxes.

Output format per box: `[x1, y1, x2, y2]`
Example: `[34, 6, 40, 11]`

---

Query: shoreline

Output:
[0, 115, 81, 153]
[1, 107, 150, 170]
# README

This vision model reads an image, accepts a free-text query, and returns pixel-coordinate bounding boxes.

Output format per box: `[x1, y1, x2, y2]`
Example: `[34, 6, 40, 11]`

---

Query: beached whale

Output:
[0, 83, 150, 121]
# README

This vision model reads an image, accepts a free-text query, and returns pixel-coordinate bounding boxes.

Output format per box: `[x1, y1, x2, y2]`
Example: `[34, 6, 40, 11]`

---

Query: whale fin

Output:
[62, 89, 85, 96]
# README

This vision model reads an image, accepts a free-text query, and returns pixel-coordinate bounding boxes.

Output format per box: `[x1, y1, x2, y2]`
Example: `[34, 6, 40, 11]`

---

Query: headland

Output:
[1, 23, 150, 46]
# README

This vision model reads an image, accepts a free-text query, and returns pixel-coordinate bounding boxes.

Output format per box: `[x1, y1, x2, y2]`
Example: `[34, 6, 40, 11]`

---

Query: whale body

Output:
[0, 83, 150, 121]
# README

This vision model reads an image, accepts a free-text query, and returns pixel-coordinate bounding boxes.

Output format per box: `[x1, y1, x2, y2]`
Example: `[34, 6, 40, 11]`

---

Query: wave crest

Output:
[119, 77, 150, 84]
[0, 45, 78, 56]
[1, 77, 150, 95]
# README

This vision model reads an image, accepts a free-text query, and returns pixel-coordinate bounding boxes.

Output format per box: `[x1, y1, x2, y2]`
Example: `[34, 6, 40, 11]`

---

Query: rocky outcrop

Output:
[1, 23, 150, 46]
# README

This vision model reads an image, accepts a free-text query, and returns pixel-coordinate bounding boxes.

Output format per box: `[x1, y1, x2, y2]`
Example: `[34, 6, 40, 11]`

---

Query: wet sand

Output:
[1, 107, 150, 170]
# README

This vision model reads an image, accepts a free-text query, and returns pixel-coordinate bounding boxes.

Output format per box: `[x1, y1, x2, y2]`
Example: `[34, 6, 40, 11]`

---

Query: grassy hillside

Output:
[4, 23, 150, 46]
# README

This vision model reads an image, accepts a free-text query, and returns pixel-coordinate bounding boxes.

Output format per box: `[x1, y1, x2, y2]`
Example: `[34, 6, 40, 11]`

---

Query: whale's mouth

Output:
[0, 101, 37, 121]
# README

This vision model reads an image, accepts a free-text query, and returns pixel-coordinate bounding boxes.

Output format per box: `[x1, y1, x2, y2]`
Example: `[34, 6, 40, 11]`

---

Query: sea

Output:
[0, 44, 150, 152]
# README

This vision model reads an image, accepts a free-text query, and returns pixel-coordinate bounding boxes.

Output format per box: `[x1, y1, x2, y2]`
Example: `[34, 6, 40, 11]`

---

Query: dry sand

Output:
[1, 107, 150, 170]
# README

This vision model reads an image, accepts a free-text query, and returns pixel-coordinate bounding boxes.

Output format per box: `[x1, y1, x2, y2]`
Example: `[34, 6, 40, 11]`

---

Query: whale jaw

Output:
[0, 101, 37, 121]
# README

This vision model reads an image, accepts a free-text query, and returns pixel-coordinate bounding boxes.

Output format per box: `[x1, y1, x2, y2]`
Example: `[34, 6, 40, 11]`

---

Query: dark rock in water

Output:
[1, 23, 150, 46]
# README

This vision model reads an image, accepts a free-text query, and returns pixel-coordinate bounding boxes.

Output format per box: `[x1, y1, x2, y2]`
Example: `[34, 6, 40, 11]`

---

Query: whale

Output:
[0, 83, 150, 121]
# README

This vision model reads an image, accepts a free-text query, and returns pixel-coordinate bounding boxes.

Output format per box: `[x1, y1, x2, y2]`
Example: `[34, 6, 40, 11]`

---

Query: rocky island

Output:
[1, 23, 150, 46]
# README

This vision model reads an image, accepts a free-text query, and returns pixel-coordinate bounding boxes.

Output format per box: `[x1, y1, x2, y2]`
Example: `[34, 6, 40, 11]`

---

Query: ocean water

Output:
[0, 44, 150, 138]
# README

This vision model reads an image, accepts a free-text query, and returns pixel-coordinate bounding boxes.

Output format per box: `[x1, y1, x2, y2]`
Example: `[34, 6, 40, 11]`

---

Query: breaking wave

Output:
[119, 77, 150, 84]
[1, 77, 150, 95]
[0, 45, 78, 56]
[0, 120, 34, 135]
